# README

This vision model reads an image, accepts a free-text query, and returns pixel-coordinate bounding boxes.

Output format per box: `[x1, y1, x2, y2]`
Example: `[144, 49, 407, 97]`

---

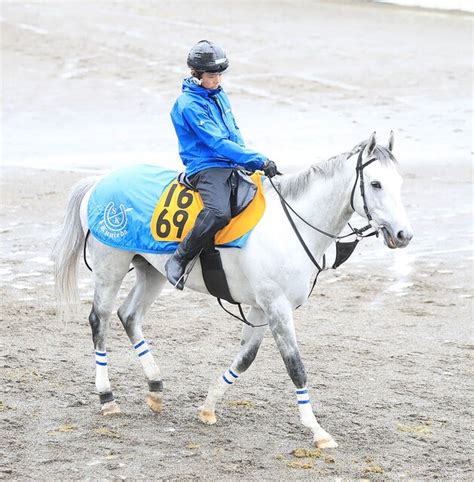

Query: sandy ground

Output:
[0, 166, 472, 480]
[1, 1, 473, 480]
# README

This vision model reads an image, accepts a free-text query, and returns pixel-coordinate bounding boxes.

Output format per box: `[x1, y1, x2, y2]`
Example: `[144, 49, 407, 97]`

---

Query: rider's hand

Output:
[262, 160, 281, 178]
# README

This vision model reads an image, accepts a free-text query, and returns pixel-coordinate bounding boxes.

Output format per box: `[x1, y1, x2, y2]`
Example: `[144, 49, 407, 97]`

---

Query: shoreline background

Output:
[374, 0, 473, 12]
[2, 0, 472, 173]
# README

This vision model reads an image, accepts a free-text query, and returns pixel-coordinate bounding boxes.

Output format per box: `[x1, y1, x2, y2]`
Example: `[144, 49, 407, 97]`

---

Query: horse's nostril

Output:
[397, 230, 405, 240]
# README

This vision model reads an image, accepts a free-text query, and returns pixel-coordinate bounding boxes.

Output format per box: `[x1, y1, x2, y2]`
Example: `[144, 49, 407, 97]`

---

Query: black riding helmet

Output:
[187, 40, 229, 73]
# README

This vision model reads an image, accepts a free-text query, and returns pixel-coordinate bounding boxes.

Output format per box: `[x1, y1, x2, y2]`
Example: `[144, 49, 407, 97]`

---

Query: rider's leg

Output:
[165, 168, 233, 289]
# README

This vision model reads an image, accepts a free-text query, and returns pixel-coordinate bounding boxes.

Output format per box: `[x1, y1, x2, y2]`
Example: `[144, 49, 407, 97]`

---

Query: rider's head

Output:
[187, 40, 228, 89]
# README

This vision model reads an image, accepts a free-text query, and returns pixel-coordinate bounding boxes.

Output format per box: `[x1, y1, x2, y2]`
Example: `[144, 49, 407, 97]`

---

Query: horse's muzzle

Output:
[381, 225, 413, 249]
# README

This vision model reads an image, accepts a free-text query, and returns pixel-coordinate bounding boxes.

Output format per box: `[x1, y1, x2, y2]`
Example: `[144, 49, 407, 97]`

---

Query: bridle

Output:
[268, 146, 381, 301]
[209, 147, 382, 327]
[349, 148, 379, 223]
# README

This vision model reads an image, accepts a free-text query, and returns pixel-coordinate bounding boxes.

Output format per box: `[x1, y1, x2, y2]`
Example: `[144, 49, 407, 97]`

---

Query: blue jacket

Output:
[170, 77, 267, 176]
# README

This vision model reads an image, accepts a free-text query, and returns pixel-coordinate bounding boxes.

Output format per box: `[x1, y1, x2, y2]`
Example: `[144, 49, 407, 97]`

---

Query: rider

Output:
[165, 39, 280, 289]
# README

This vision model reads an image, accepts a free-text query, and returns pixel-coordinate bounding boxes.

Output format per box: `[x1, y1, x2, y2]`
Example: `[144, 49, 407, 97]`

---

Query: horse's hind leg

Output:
[89, 246, 133, 416]
[197, 307, 267, 424]
[117, 255, 166, 413]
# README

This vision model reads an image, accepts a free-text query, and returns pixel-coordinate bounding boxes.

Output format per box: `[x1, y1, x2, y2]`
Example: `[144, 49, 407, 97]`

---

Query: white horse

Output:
[53, 132, 413, 449]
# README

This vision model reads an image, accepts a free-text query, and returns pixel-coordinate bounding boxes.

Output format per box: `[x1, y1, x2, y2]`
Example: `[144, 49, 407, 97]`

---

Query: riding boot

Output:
[165, 208, 230, 290]
[164, 249, 190, 291]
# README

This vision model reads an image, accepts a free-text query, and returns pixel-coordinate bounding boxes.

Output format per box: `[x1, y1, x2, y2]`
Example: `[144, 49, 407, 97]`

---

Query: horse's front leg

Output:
[197, 307, 267, 424]
[266, 296, 338, 449]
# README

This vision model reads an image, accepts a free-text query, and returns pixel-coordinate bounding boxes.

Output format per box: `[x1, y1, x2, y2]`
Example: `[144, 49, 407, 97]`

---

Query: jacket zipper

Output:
[210, 95, 231, 134]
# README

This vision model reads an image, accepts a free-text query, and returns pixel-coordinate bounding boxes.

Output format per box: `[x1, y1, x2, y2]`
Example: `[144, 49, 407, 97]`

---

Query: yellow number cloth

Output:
[150, 173, 265, 244]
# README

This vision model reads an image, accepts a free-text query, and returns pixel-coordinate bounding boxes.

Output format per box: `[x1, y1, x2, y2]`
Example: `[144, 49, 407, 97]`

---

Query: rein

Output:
[268, 148, 379, 301]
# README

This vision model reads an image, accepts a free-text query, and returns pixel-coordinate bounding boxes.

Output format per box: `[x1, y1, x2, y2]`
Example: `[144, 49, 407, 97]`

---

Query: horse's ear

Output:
[364, 131, 377, 157]
[387, 130, 395, 152]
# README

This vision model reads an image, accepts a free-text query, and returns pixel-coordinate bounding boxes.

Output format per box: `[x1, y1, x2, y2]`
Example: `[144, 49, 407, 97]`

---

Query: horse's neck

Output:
[275, 159, 355, 256]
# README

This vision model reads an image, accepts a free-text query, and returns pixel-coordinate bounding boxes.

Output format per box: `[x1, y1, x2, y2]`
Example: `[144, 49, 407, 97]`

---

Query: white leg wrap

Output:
[222, 368, 239, 386]
[295, 387, 333, 443]
[134, 339, 161, 380]
[201, 368, 237, 412]
[296, 387, 318, 429]
[95, 351, 111, 393]
[296, 387, 310, 404]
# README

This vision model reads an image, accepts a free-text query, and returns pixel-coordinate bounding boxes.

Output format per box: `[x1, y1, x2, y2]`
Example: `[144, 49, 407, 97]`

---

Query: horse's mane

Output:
[277, 141, 397, 200]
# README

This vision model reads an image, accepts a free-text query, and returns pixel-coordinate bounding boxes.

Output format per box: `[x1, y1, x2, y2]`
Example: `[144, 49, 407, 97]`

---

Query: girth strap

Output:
[217, 299, 267, 328]
[200, 249, 236, 303]
[200, 248, 267, 328]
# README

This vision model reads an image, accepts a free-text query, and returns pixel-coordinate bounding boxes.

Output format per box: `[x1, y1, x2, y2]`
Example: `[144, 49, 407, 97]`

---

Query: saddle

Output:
[177, 169, 257, 217]
[87, 164, 265, 304]
[151, 171, 265, 247]
[174, 170, 263, 303]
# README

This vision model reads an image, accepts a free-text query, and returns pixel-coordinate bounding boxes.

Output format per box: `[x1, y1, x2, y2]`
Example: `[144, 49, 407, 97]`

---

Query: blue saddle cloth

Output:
[87, 164, 251, 254]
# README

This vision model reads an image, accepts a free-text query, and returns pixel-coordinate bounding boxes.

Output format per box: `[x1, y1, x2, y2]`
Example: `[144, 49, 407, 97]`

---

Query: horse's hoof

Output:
[101, 401, 121, 416]
[197, 407, 217, 425]
[146, 392, 163, 413]
[314, 436, 338, 449]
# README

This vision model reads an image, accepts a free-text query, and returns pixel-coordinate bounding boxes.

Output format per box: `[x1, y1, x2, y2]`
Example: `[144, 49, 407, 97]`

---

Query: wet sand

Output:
[1, 1, 472, 480]
[0, 165, 472, 480]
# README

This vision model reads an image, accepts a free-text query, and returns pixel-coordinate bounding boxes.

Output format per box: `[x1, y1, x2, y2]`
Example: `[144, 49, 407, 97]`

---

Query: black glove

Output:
[262, 160, 281, 178]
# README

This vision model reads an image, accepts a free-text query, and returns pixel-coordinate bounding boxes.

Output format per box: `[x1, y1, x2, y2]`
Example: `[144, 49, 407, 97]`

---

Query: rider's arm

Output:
[182, 103, 266, 171]
[229, 112, 245, 147]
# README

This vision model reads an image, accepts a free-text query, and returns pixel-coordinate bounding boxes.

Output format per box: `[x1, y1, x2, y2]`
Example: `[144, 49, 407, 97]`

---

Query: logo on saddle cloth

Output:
[150, 173, 265, 244]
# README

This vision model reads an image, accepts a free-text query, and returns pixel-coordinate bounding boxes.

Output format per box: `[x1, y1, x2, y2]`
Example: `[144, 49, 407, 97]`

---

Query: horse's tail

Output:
[51, 177, 97, 320]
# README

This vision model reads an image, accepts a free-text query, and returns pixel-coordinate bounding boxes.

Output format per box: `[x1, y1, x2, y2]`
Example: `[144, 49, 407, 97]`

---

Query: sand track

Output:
[1, 1, 472, 479]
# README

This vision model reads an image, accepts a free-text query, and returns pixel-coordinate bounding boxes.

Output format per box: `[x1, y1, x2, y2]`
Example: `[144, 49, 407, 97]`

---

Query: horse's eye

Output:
[371, 181, 382, 189]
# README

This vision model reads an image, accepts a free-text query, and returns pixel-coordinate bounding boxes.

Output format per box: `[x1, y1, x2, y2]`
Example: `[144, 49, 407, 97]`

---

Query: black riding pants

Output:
[177, 168, 234, 260]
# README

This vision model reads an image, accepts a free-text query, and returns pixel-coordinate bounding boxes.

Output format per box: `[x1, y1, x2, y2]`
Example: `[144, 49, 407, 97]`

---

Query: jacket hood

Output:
[182, 77, 222, 98]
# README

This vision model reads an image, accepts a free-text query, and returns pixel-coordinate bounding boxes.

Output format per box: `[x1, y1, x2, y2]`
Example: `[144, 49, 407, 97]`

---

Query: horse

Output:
[52, 132, 413, 449]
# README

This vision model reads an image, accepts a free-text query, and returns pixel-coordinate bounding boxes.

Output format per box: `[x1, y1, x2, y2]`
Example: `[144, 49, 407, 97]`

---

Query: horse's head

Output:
[351, 132, 413, 249]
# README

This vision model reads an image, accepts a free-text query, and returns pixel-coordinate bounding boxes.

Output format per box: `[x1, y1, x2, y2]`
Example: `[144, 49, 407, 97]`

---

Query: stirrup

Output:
[173, 272, 187, 290]
[173, 254, 200, 290]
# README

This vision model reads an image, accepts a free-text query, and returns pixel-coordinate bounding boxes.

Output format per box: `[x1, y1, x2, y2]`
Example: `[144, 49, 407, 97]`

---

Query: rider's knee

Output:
[208, 209, 231, 228]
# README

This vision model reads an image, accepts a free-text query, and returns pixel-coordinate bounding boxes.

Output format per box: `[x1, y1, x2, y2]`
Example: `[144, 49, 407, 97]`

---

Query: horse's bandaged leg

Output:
[133, 339, 161, 381]
[295, 387, 338, 449]
[198, 311, 266, 425]
[133, 338, 163, 413]
[222, 368, 239, 385]
[197, 368, 237, 425]
[95, 350, 111, 393]
[95, 351, 120, 415]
